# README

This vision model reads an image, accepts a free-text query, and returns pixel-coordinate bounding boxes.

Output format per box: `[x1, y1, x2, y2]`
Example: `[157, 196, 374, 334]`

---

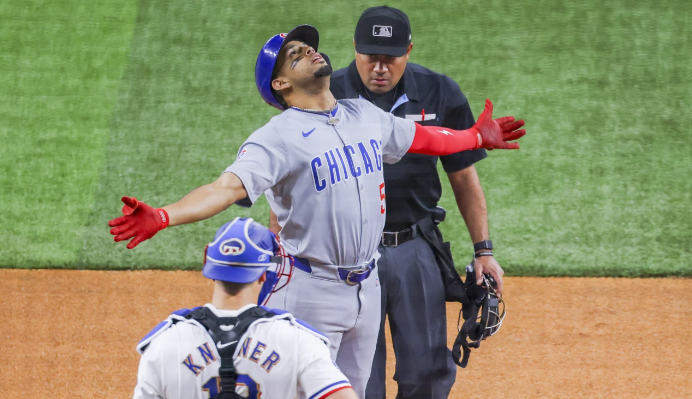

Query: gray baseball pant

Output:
[266, 262, 381, 398]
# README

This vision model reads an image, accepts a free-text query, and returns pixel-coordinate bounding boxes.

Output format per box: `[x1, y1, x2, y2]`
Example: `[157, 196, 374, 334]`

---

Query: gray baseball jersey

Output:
[226, 98, 415, 267]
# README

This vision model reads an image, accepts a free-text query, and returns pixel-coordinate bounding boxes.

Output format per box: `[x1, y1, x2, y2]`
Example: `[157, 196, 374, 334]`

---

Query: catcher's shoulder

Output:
[136, 307, 206, 355]
[258, 306, 331, 346]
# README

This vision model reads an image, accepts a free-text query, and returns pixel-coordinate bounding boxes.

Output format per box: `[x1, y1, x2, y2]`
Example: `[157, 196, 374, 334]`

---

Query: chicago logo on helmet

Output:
[219, 238, 245, 255]
[280, 33, 287, 38]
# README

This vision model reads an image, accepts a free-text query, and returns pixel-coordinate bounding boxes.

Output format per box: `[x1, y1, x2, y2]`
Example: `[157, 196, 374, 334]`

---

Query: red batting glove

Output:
[108, 196, 169, 249]
[473, 99, 526, 150]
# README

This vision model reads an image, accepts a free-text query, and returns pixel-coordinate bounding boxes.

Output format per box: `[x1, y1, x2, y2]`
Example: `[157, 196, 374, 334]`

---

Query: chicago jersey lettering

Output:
[226, 99, 415, 267]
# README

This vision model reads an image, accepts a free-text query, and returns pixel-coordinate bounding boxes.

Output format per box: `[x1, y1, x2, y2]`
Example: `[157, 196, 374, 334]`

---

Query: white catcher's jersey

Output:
[133, 304, 351, 399]
[226, 99, 415, 267]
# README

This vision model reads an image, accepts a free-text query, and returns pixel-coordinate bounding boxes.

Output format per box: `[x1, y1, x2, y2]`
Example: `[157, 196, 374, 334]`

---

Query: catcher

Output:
[133, 217, 357, 399]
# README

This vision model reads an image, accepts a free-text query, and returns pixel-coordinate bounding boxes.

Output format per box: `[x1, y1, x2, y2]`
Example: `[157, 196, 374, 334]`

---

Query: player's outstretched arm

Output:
[408, 99, 526, 155]
[108, 172, 247, 249]
[163, 172, 247, 226]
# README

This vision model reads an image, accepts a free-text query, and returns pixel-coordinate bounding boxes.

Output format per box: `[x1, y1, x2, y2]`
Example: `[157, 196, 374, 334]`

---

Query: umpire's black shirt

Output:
[331, 61, 487, 231]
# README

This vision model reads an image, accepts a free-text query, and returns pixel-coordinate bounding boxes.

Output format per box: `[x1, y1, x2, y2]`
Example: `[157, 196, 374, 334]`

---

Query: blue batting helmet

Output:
[255, 25, 320, 110]
[203, 217, 281, 284]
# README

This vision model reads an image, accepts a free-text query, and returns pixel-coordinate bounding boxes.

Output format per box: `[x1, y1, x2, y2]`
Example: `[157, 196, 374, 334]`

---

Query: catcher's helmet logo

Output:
[372, 25, 392, 37]
[258, 254, 269, 262]
[219, 238, 245, 255]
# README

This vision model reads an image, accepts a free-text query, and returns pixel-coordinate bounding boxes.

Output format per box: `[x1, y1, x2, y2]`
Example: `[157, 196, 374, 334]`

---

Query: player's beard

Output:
[296, 63, 332, 96]
[313, 64, 332, 79]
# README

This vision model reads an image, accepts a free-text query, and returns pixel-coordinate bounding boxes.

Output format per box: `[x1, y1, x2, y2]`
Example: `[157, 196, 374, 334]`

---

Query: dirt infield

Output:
[2, 270, 691, 398]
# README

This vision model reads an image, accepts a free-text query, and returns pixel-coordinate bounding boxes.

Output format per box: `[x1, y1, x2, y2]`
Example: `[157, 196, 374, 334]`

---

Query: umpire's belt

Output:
[293, 257, 375, 285]
[381, 207, 446, 247]
[381, 227, 417, 247]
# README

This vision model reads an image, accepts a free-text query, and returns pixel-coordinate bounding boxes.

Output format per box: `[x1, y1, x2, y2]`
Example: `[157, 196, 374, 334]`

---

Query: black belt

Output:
[381, 226, 418, 247]
[381, 207, 446, 247]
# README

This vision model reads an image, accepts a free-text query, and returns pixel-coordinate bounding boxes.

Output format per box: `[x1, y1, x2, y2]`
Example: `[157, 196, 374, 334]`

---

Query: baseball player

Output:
[110, 25, 525, 397]
[133, 217, 357, 399]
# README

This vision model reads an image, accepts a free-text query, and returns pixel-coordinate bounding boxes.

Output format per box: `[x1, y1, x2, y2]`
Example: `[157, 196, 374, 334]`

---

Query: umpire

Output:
[330, 6, 506, 399]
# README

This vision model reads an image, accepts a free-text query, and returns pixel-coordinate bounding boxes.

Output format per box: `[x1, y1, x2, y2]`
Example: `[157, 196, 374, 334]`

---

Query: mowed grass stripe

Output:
[76, 1, 276, 269]
[436, 1, 692, 276]
[0, 0, 139, 267]
[3, 0, 686, 275]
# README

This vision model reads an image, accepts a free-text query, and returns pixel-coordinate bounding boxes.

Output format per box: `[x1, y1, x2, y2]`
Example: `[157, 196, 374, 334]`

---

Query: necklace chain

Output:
[291, 100, 338, 115]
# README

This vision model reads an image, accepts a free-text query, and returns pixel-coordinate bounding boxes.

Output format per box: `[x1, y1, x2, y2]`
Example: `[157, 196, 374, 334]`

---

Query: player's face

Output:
[274, 41, 329, 88]
[355, 43, 413, 94]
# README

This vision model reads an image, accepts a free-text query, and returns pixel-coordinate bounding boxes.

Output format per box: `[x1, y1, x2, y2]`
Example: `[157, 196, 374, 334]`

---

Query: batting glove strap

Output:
[156, 208, 170, 230]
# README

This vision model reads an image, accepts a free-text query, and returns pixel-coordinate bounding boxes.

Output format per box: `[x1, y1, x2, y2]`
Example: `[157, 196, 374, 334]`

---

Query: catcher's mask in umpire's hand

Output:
[452, 263, 506, 368]
[202, 217, 294, 305]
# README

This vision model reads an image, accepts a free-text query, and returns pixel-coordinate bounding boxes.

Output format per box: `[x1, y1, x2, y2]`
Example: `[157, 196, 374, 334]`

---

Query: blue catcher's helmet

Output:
[203, 217, 293, 305]
[255, 25, 320, 110]
[204, 217, 278, 283]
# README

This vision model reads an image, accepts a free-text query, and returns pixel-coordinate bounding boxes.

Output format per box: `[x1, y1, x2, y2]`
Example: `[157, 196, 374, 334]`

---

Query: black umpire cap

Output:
[354, 6, 412, 57]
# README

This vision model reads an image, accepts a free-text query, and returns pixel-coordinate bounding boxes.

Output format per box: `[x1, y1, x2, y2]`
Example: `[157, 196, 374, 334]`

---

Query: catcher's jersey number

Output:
[203, 375, 260, 399]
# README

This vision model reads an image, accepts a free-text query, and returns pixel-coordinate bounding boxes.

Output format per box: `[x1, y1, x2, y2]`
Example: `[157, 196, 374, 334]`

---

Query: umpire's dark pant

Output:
[365, 233, 457, 399]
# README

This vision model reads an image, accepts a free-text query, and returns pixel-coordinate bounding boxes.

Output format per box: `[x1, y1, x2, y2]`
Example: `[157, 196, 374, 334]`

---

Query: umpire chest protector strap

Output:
[187, 306, 276, 399]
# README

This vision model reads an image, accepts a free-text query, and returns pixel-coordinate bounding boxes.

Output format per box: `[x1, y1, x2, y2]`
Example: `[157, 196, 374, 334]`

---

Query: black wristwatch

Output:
[473, 240, 493, 252]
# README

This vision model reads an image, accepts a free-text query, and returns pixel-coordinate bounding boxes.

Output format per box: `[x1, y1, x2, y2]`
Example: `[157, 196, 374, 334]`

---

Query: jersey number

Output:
[203, 375, 260, 399]
[379, 182, 386, 214]
[202, 377, 220, 398]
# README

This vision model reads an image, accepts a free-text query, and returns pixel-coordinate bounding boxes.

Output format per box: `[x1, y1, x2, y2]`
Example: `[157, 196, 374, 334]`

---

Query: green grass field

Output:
[2, 0, 691, 276]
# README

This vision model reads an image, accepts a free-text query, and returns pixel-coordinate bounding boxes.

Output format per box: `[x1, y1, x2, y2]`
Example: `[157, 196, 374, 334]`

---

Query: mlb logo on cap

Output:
[373, 25, 392, 37]
[355, 6, 411, 57]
